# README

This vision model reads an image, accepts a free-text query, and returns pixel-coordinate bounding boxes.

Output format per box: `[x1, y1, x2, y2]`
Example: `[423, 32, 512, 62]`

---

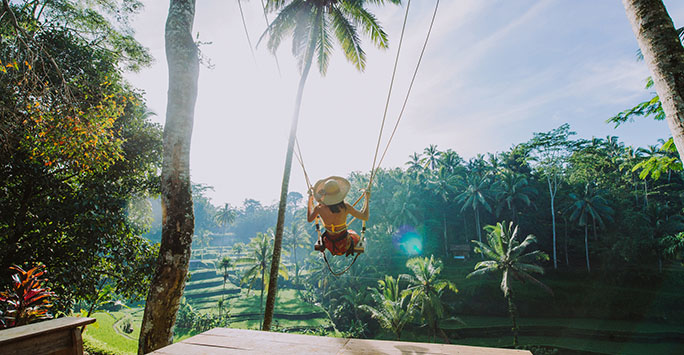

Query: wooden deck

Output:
[149, 328, 531, 354]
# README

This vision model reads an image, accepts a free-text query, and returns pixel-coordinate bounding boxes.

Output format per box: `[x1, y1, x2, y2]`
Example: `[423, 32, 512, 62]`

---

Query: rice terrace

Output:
[2, 1, 684, 355]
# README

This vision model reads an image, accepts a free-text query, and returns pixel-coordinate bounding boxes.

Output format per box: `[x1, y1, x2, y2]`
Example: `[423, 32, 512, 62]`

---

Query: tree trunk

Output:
[263, 33, 316, 331]
[443, 213, 449, 258]
[260, 265, 265, 329]
[623, 0, 684, 160]
[548, 176, 558, 269]
[138, 1, 199, 353]
[506, 292, 519, 347]
[463, 214, 468, 243]
[475, 207, 483, 258]
[584, 224, 591, 273]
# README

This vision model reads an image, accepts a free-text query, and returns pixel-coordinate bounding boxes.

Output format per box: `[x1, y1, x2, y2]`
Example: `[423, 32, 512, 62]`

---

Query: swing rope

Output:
[367, 0, 412, 191]
[376, 0, 440, 172]
[293, 0, 440, 275]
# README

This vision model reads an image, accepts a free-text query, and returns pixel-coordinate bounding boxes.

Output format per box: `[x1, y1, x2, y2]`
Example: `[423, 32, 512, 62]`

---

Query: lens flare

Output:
[393, 225, 423, 256]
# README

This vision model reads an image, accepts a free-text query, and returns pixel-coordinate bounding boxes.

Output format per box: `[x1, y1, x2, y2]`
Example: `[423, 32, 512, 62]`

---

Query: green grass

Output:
[227, 289, 324, 315]
[83, 311, 139, 355]
[184, 283, 239, 297]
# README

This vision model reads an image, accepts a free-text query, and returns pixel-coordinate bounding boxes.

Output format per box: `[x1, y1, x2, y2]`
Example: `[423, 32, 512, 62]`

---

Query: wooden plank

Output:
[343, 338, 531, 354]
[0, 328, 72, 355]
[0, 317, 95, 345]
[182, 334, 345, 354]
[150, 328, 531, 355]
[204, 327, 348, 347]
[151, 342, 250, 355]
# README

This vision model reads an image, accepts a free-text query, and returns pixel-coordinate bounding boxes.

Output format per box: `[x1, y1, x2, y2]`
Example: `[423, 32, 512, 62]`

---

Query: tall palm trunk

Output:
[548, 175, 558, 269]
[138, 1, 199, 353]
[584, 224, 591, 272]
[263, 32, 316, 331]
[475, 207, 483, 258]
[260, 264, 265, 329]
[293, 242, 299, 287]
[623, 0, 684, 160]
[506, 291, 519, 347]
[443, 213, 449, 258]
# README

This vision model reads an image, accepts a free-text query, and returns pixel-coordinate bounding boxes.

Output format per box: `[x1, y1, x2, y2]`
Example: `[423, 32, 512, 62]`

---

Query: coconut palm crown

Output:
[467, 221, 552, 298]
[262, 0, 402, 75]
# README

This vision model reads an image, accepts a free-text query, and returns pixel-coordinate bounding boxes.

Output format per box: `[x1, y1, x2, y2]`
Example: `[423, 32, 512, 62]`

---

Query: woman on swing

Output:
[308, 176, 370, 257]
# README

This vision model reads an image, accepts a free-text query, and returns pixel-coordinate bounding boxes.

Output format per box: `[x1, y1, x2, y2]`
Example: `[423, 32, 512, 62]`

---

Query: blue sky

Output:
[126, 0, 684, 207]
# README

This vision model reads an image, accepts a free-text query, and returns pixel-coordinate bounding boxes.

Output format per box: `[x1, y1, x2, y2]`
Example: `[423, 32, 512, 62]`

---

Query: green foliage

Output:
[401, 256, 457, 341]
[632, 139, 682, 180]
[0, 264, 55, 328]
[175, 299, 230, 333]
[469, 222, 551, 297]
[468, 221, 551, 346]
[359, 275, 415, 340]
[607, 77, 665, 127]
[0, 0, 161, 313]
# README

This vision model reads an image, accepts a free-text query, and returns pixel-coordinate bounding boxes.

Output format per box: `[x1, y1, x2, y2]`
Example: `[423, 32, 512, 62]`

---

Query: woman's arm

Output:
[347, 190, 370, 221]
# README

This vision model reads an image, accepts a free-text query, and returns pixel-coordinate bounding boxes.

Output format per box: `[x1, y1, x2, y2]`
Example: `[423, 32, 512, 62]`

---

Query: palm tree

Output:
[401, 256, 457, 343]
[232, 242, 246, 256]
[218, 256, 232, 320]
[456, 173, 492, 249]
[215, 203, 236, 233]
[494, 170, 537, 224]
[240, 231, 288, 328]
[359, 275, 415, 340]
[283, 217, 311, 286]
[422, 144, 442, 170]
[260, 0, 401, 331]
[644, 203, 684, 272]
[438, 149, 463, 174]
[139, 1, 199, 350]
[467, 221, 552, 347]
[567, 184, 614, 272]
[406, 152, 423, 172]
[389, 182, 421, 227]
[428, 166, 458, 257]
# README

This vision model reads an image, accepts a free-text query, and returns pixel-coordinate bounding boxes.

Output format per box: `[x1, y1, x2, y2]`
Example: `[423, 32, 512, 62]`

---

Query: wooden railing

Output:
[0, 317, 95, 355]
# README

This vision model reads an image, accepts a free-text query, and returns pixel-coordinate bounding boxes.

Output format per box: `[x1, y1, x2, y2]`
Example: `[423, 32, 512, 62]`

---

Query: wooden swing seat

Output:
[314, 241, 364, 254]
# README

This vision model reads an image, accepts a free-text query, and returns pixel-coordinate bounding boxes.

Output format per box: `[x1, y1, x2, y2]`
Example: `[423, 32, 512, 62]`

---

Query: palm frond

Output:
[466, 267, 496, 279]
[473, 260, 498, 270]
[261, 0, 306, 52]
[510, 234, 537, 258]
[514, 262, 545, 275]
[331, 6, 366, 71]
[315, 8, 333, 75]
[471, 240, 501, 261]
[340, 2, 389, 49]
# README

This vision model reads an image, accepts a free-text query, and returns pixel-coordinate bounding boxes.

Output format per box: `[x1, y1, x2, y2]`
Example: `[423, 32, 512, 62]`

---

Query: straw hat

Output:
[313, 176, 350, 205]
